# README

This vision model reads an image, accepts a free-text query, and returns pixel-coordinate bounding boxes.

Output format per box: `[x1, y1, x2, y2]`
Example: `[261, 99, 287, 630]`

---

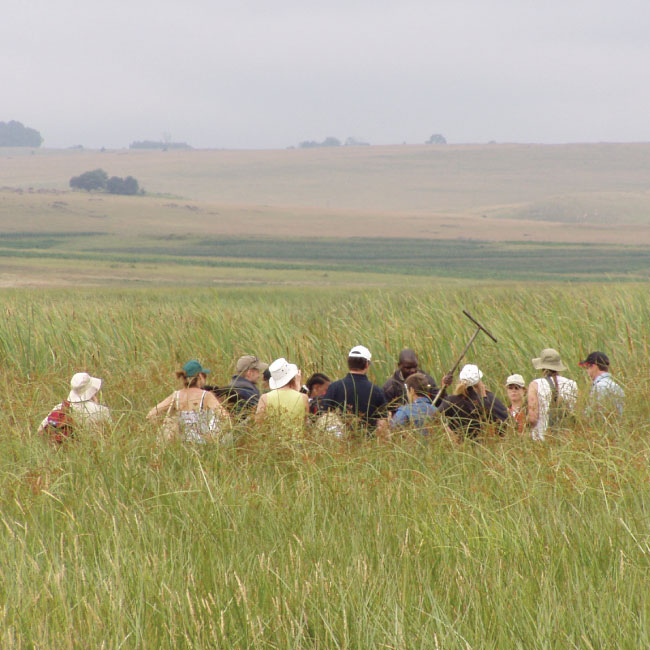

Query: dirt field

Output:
[2, 143, 650, 245]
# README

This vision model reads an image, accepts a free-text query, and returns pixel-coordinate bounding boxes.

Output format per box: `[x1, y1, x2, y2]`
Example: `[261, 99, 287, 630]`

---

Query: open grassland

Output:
[2, 143, 650, 246]
[1, 285, 649, 648]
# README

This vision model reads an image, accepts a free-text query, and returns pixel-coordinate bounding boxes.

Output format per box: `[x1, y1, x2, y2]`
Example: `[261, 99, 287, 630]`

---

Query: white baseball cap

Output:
[505, 374, 526, 388]
[348, 345, 372, 361]
[459, 364, 483, 387]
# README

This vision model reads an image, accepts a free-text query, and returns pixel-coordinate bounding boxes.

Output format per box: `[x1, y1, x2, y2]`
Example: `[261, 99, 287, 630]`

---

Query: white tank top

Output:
[531, 376, 578, 440]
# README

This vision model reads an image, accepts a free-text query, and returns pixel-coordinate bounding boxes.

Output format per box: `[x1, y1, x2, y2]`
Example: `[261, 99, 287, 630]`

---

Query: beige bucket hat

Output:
[532, 348, 567, 372]
[268, 357, 299, 390]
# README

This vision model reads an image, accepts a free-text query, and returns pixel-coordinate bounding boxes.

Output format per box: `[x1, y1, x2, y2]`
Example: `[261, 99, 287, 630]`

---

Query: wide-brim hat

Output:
[532, 348, 567, 372]
[235, 355, 269, 374]
[68, 372, 102, 403]
[268, 357, 299, 389]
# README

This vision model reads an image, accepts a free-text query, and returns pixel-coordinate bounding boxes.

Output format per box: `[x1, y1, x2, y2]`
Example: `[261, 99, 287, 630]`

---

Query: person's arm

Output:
[147, 393, 174, 420]
[527, 381, 539, 427]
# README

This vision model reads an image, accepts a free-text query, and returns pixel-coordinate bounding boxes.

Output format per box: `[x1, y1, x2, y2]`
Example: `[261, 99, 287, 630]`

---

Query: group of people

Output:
[39, 343, 625, 444]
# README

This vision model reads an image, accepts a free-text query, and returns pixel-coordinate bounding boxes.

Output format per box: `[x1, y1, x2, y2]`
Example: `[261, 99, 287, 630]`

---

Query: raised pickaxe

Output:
[433, 309, 498, 405]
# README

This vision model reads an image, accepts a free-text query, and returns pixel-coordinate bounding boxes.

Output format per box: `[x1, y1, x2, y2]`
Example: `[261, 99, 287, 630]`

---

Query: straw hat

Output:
[68, 372, 102, 403]
[459, 364, 483, 387]
[268, 357, 299, 389]
[532, 348, 567, 372]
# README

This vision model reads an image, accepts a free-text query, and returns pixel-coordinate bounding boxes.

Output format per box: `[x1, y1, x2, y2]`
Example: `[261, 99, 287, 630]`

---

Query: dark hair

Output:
[176, 370, 202, 388]
[405, 372, 431, 397]
[263, 368, 271, 382]
[306, 373, 330, 391]
[347, 356, 369, 371]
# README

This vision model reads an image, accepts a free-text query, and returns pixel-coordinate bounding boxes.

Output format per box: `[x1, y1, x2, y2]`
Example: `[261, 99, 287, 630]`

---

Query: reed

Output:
[0, 284, 648, 648]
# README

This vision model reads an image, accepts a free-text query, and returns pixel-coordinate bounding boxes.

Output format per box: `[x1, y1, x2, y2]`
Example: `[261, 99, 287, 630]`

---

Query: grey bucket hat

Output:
[532, 348, 567, 372]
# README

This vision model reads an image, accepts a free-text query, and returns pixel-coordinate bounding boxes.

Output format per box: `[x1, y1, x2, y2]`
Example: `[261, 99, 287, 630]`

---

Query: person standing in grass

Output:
[505, 374, 527, 433]
[147, 360, 230, 443]
[579, 351, 625, 417]
[320, 345, 388, 432]
[382, 349, 440, 411]
[38, 372, 112, 436]
[255, 358, 309, 429]
[437, 364, 509, 439]
[390, 372, 438, 434]
[223, 355, 269, 414]
[527, 348, 578, 441]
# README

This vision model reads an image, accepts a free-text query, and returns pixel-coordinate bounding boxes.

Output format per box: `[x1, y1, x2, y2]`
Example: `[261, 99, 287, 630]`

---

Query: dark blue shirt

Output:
[320, 373, 387, 428]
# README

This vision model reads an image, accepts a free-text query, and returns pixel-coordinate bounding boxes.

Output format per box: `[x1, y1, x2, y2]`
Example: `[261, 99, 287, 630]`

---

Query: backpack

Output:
[43, 401, 75, 444]
[545, 377, 575, 430]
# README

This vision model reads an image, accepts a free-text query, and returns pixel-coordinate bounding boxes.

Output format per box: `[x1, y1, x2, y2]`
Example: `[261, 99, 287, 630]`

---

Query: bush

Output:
[69, 169, 108, 191]
[106, 176, 139, 195]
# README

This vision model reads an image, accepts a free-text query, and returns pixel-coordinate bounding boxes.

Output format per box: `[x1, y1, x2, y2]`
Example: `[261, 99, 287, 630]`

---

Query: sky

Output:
[2, 0, 650, 149]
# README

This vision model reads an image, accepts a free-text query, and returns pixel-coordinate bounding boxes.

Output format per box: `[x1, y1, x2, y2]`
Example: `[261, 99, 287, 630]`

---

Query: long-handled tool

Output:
[433, 309, 498, 406]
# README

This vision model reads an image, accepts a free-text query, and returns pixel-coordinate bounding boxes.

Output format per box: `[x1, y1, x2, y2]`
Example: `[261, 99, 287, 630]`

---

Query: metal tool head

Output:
[462, 309, 498, 343]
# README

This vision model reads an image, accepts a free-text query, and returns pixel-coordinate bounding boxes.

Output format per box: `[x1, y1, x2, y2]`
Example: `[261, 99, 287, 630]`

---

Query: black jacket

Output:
[438, 390, 508, 438]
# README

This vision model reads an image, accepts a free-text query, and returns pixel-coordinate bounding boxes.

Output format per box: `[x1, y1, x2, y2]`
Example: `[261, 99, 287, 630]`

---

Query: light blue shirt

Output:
[589, 372, 625, 416]
[391, 397, 437, 432]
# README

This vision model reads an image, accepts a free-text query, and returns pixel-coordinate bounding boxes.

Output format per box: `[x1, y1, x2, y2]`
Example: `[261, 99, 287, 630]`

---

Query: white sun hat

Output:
[459, 364, 483, 387]
[348, 345, 372, 361]
[268, 357, 299, 390]
[68, 372, 102, 403]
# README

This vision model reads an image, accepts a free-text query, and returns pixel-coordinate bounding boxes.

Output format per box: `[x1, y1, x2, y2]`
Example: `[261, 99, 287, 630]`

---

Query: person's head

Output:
[235, 355, 269, 385]
[176, 359, 210, 389]
[405, 372, 432, 401]
[306, 373, 330, 398]
[505, 373, 526, 406]
[397, 348, 419, 379]
[347, 345, 372, 373]
[532, 348, 567, 376]
[68, 372, 102, 403]
[454, 364, 483, 397]
[268, 357, 301, 390]
[262, 367, 272, 390]
[579, 351, 610, 380]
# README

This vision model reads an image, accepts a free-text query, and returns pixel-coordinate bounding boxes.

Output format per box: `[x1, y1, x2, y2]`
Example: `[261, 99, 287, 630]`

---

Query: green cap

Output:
[182, 360, 211, 377]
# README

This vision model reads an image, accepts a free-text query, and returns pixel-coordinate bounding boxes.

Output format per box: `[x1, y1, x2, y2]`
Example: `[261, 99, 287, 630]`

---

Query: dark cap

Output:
[579, 351, 610, 368]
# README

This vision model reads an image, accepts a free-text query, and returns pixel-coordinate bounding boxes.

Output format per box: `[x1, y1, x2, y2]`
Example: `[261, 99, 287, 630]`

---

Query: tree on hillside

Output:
[69, 169, 108, 191]
[106, 175, 139, 195]
[426, 133, 447, 145]
[0, 120, 43, 147]
[298, 136, 341, 148]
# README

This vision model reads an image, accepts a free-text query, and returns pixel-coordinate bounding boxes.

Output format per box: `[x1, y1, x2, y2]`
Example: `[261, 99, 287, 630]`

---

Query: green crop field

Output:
[1, 285, 649, 648]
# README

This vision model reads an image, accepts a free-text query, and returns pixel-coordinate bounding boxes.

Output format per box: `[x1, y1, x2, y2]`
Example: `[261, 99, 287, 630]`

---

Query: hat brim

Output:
[532, 357, 567, 372]
[68, 376, 102, 402]
[269, 364, 298, 390]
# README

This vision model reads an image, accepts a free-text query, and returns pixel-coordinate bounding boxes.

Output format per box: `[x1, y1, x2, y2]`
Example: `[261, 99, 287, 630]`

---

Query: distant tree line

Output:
[0, 120, 43, 147]
[129, 140, 192, 150]
[69, 169, 141, 195]
[298, 136, 371, 149]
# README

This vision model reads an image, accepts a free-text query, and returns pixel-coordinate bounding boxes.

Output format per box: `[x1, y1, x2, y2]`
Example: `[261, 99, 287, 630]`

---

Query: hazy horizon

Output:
[3, 0, 649, 150]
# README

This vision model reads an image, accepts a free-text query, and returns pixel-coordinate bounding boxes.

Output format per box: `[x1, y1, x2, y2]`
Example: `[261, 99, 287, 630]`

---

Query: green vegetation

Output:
[2, 233, 650, 282]
[1, 285, 649, 647]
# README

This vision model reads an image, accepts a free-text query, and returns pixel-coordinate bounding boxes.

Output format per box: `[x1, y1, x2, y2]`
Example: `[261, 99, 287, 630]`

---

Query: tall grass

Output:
[0, 284, 649, 648]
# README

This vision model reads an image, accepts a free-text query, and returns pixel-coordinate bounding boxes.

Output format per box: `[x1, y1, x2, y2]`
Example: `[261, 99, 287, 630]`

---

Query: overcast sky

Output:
[2, 0, 649, 149]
